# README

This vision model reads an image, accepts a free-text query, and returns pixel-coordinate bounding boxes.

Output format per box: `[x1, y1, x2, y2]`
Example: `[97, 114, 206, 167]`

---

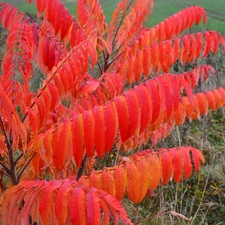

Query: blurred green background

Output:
[6, 0, 225, 33]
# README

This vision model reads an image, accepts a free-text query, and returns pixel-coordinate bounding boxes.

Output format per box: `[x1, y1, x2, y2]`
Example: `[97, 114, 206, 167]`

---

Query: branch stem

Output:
[76, 154, 88, 181]
[18, 152, 36, 181]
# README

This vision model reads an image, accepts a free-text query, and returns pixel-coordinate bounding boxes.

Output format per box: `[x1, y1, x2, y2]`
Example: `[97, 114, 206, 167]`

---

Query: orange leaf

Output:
[89, 172, 102, 190]
[147, 154, 161, 189]
[126, 162, 140, 203]
[43, 129, 53, 164]
[137, 158, 150, 202]
[52, 124, 63, 170]
[102, 168, 115, 197]
[114, 166, 127, 201]
[174, 102, 186, 126]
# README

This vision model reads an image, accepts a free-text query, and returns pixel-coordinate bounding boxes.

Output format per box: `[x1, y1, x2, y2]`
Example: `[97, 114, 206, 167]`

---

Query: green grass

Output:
[149, 0, 225, 33]
[6, 0, 225, 33]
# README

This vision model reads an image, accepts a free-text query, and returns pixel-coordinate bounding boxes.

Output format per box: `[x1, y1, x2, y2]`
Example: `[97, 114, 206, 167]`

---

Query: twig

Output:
[105, 52, 124, 71]
[0, 162, 11, 176]
[17, 152, 36, 181]
[111, 0, 134, 49]
[97, 61, 103, 73]
[76, 154, 88, 181]
[14, 152, 24, 165]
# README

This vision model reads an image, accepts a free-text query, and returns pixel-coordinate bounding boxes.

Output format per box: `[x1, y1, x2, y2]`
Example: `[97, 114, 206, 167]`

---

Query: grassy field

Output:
[6, 0, 225, 33]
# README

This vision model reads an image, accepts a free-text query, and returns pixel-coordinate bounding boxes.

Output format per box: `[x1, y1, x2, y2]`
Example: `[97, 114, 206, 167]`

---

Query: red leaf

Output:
[114, 96, 129, 142]
[206, 91, 217, 111]
[35, 98, 46, 128]
[52, 120, 71, 170]
[70, 187, 87, 225]
[156, 76, 174, 120]
[196, 93, 208, 115]
[77, 79, 100, 97]
[160, 150, 173, 185]
[86, 190, 101, 225]
[39, 181, 61, 225]
[181, 147, 192, 180]
[72, 115, 84, 167]
[133, 52, 143, 81]
[203, 32, 212, 58]
[191, 147, 205, 172]
[171, 148, 183, 183]
[104, 102, 118, 154]
[93, 106, 105, 158]
[195, 33, 202, 60]
[28, 108, 38, 137]
[43, 129, 53, 164]
[55, 181, 72, 225]
[83, 110, 95, 157]
[99, 198, 110, 225]
[135, 85, 152, 133]
[211, 31, 219, 54]
[20, 182, 46, 225]
[142, 48, 153, 76]
[47, 83, 59, 110]
[41, 90, 51, 116]
[125, 90, 140, 139]
[145, 80, 161, 124]
[178, 76, 194, 106]
[174, 102, 186, 126]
